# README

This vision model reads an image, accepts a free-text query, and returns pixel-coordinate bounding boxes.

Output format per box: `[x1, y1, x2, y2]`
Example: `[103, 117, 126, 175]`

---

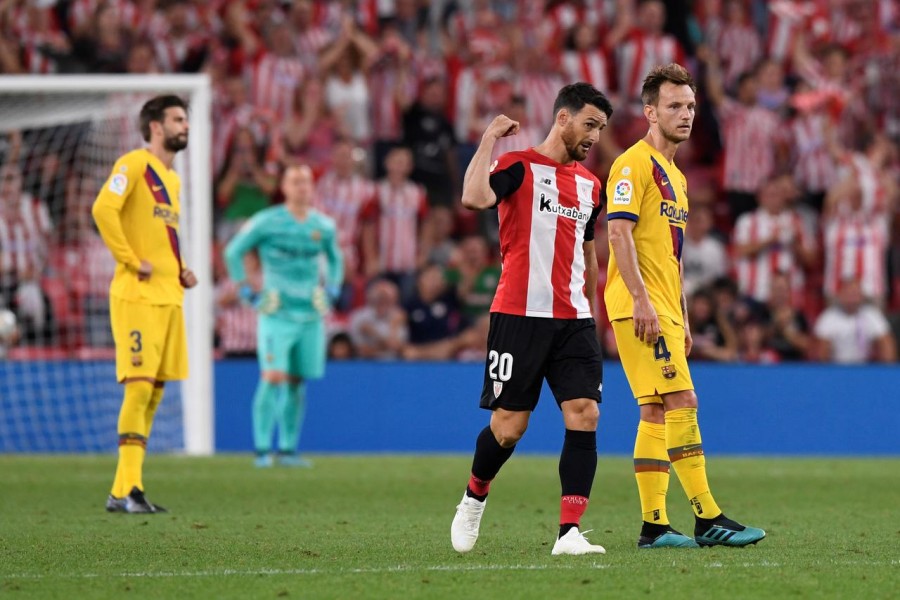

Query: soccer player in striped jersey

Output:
[605, 64, 766, 549]
[224, 165, 343, 468]
[450, 82, 613, 556]
[92, 95, 197, 514]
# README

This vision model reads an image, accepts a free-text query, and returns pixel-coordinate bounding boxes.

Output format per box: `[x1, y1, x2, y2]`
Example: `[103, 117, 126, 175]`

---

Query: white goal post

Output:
[0, 74, 214, 455]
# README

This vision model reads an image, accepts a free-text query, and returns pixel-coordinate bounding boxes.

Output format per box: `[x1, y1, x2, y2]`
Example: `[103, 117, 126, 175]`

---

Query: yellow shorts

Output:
[111, 297, 188, 382]
[611, 316, 694, 404]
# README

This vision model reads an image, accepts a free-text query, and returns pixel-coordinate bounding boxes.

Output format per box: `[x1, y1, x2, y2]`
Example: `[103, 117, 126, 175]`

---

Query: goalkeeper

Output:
[224, 165, 343, 467]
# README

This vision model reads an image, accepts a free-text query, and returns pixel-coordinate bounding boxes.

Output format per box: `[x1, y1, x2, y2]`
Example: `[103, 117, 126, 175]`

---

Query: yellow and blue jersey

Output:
[92, 148, 185, 306]
[605, 139, 689, 325]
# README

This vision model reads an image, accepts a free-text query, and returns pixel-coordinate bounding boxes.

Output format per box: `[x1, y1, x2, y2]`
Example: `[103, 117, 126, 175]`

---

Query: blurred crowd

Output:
[1, 0, 899, 364]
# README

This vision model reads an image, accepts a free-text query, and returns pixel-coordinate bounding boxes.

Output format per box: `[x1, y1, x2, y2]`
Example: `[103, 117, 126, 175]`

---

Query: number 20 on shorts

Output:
[488, 350, 513, 381]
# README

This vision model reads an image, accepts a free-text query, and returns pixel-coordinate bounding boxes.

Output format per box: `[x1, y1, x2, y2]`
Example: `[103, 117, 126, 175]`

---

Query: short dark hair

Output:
[139, 95, 188, 142]
[736, 70, 756, 89]
[641, 63, 696, 106]
[552, 82, 613, 121]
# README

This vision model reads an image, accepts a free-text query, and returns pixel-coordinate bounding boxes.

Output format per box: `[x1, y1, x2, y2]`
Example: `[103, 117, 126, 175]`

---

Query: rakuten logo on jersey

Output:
[152, 205, 180, 226]
[539, 194, 590, 222]
[659, 201, 688, 224]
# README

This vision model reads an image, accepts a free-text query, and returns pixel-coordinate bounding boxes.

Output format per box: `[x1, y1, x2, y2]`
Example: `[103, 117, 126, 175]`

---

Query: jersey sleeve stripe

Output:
[607, 211, 638, 222]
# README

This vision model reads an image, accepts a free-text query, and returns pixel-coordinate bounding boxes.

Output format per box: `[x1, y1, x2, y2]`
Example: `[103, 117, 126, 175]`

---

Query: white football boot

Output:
[451, 493, 486, 553]
[551, 527, 606, 555]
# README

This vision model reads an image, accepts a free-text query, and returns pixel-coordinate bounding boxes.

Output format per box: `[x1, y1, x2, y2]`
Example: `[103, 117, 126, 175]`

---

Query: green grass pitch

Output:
[1, 455, 897, 599]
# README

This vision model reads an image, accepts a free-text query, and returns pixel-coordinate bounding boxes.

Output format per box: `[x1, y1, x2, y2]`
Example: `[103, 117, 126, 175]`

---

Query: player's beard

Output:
[659, 121, 691, 144]
[164, 132, 188, 152]
[561, 124, 588, 161]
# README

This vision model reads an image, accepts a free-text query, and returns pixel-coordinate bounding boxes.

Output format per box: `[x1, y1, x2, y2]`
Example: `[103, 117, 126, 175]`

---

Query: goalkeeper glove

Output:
[239, 284, 280, 315]
[312, 284, 341, 315]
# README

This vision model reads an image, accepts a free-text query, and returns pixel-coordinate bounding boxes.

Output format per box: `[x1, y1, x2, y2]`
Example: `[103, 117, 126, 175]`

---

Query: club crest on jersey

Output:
[493, 381, 503, 398]
[310, 230, 321, 241]
[612, 179, 632, 205]
[131, 354, 142, 367]
[661, 365, 677, 380]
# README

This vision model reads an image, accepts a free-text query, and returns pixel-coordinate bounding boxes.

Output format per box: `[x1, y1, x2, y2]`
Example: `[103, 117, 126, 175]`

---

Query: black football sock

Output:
[466, 426, 516, 501]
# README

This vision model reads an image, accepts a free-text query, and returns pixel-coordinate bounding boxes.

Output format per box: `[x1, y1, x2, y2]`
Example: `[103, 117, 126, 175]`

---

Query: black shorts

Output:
[479, 312, 603, 412]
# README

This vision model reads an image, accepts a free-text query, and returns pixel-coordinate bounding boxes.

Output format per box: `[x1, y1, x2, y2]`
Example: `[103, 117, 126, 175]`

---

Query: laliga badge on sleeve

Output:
[109, 174, 128, 196]
[612, 178, 633, 205]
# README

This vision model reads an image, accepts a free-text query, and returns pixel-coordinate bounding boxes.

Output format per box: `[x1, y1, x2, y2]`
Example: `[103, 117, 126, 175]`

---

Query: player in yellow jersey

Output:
[92, 95, 197, 514]
[605, 64, 766, 548]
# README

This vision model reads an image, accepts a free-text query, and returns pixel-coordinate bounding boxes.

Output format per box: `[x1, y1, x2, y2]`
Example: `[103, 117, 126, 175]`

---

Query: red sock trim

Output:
[467, 474, 492, 497]
[560, 495, 589, 525]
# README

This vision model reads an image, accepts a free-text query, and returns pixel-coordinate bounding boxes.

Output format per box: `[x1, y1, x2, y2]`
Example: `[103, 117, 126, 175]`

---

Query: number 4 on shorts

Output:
[653, 337, 671, 362]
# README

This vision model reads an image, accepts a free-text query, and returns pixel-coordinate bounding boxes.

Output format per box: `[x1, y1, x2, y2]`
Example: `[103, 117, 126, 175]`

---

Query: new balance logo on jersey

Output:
[541, 178, 552, 185]
[539, 194, 590, 222]
[659, 202, 688, 224]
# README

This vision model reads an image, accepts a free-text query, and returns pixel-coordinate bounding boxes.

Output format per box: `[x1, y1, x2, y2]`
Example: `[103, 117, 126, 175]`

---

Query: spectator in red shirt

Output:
[361, 146, 428, 298]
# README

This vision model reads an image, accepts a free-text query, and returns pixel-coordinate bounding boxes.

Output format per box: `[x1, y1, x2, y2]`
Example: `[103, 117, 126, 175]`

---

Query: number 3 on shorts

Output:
[130, 330, 142, 353]
[488, 350, 513, 381]
[653, 336, 671, 362]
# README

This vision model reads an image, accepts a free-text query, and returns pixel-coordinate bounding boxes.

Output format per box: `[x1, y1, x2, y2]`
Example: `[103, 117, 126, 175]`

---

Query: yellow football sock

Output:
[666, 407, 722, 519]
[634, 420, 670, 525]
[145, 385, 165, 439]
[111, 381, 153, 497]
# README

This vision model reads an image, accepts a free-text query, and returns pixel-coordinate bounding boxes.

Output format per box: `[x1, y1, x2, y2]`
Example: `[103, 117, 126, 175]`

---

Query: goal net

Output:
[0, 75, 213, 455]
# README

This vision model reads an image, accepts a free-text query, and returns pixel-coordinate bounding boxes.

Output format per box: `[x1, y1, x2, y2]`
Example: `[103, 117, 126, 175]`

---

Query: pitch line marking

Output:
[7, 559, 897, 580]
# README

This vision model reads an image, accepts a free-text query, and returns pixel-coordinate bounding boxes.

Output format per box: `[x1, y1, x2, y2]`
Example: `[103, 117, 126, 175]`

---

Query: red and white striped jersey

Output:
[862, 47, 899, 136]
[67, 0, 144, 34]
[789, 113, 837, 194]
[514, 72, 565, 133]
[294, 26, 333, 71]
[492, 125, 544, 160]
[81, 235, 117, 298]
[20, 37, 56, 74]
[315, 172, 376, 274]
[713, 23, 762, 88]
[363, 180, 428, 274]
[615, 31, 685, 104]
[245, 52, 306, 122]
[211, 102, 274, 177]
[13, 7, 65, 74]
[0, 193, 52, 279]
[717, 99, 784, 193]
[488, 149, 603, 319]
[153, 32, 208, 73]
[368, 64, 417, 142]
[823, 211, 890, 302]
[766, 0, 829, 64]
[215, 280, 258, 355]
[733, 208, 815, 303]
[546, 0, 612, 47]
[454, 66, 515, 143]
[560, 49, 612, 93]
[8, 4, 58, 38]
[844, 153, 890, 214]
